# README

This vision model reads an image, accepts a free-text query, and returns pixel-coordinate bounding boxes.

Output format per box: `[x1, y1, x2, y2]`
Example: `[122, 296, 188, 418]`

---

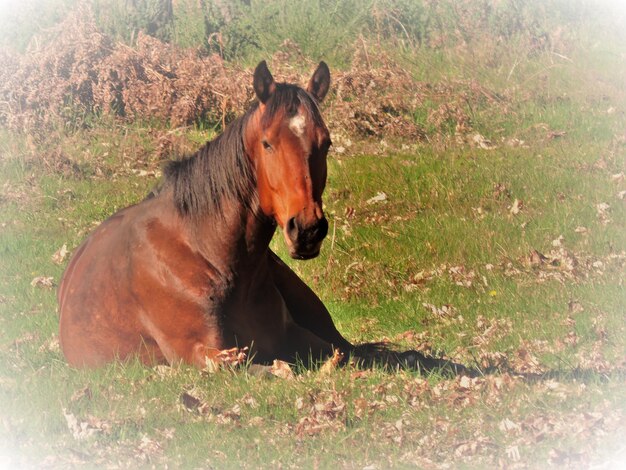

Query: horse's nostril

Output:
[286, 217, 298, 241]
[286, 215, 328, 248]
[303, 217, 328, 243]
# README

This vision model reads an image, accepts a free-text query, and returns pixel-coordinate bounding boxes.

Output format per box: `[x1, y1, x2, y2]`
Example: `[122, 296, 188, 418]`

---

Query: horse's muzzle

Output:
[285, 215, 328, 259]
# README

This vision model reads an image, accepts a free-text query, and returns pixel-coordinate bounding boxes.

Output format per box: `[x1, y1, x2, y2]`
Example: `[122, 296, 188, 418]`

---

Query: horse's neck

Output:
[191, 196, 275, 277]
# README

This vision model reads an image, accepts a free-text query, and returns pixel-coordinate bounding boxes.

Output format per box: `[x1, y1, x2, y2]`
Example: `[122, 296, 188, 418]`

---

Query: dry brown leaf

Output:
[366, 191, 388, 204]
[319, 349, 344, 376]
[547, 130, 567, 139]
[241, 394, 259, 409]
[596, 202, 611, 224]
[514, 345, 544, 374]
[458, 375, 472, 390]
[499, 418, 520, 433]
[269, 360, 294, 380]
[202, 347, 248, 373]
[215, 346, 248, 367]
[249, 416, 264, 426]
[422, 302, 458, 317]
[30, 276, 55, 288]
[63, 409, 109, 440]
[529, 249, 549, 266]
[472, 133, 497, 149]
[552, 235, 564, 247]
[294, 396, 304, 411]
[509, 198, 523, 215]
[137, 435, 162, 455]
[51, 244, 68, 265]
[506, 445, 521, 461]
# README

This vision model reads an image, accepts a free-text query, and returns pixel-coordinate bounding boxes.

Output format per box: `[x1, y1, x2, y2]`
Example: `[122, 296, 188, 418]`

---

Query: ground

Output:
[1, 1, 625, 468]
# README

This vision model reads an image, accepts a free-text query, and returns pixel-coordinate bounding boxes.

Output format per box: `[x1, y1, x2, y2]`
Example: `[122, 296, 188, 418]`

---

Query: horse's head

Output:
[246, 61, 332, 260]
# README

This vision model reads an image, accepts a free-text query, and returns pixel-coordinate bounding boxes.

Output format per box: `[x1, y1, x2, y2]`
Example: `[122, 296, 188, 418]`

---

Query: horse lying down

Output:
[58, 60, 470, 376]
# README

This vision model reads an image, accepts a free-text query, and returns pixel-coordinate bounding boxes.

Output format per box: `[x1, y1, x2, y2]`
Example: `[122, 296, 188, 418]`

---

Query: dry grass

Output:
[0, 5, 508, 150]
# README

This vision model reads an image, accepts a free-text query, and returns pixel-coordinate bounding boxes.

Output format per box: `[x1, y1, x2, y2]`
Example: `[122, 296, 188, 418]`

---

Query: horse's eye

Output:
[262, 140, 272, 151]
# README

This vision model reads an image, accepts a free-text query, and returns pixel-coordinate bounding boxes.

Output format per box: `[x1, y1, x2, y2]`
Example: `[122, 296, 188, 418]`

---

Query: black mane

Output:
[163, 113, 255, 218]
[162, 83, 323, 219]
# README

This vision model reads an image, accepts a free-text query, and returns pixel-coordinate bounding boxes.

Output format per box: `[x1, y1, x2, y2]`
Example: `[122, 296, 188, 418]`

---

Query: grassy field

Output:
[1, 1, 626, 468]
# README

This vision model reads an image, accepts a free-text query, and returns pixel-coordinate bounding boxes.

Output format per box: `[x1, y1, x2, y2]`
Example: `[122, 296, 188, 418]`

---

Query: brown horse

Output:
[58, 61, 354, 368]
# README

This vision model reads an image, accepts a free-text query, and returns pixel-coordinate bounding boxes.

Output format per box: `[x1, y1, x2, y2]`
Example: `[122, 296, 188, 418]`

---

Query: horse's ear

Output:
[307, 61, 330, 102]
[253, 60, 276, 104]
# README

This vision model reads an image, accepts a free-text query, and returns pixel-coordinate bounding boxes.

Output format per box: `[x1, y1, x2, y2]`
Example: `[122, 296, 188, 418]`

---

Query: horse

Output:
[58, 61, 355, 368]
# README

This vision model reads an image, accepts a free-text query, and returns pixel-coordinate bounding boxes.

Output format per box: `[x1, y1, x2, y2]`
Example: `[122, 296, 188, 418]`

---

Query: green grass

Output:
[2, 2, 626, 468]
[2, 97, 625, 467]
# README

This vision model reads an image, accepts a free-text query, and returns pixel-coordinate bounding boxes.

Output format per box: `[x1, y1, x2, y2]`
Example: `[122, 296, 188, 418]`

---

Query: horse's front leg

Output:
[137, 307, 229, 368]
[278, 322, 337, 366]
[268, 251, 353, 352]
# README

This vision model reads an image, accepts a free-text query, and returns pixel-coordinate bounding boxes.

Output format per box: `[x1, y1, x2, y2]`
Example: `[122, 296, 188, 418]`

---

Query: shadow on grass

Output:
[350, 343, 626, 383]
[351, 342, 478, 377]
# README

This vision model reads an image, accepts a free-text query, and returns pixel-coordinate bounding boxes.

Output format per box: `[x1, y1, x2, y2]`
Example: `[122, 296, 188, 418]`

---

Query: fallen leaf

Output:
[319, 349, 344, 376]
[203, 347, 248, 373]
[38, 335, 60, 353]
[509, 198, 523, 215]
[515, 345, 543, 374]
[568, 300, 584, 314]
[249, 416, 265, 426]
[472, 133, 497, 149]
[30, 276, 55, 288]
[51, 244, 69, 265]
[241, 394, 259, 409]
[564, 331, 579, 346]
[459, 375, 472, 389]
[63, 409, 108, 440]
[422, 302, 458, 317]
[529, 249, 549, 266]
[350, 370, 371, 380]
[506, 138, 528, 148]
[552, 235, 564, 247]
[506, 445, 521, 461]
[596, 202, 611, 224]
[215, 346, 248, 367]
[499, 418, 520, 433]
[137, 435, 162, 455]
[269, 360, 294, 380]
[547, 130, 567, 139]
[366, 191, 387, 204]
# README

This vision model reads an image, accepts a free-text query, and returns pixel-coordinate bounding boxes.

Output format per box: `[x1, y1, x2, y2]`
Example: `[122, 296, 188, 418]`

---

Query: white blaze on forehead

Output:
[289, 113, 307, 137]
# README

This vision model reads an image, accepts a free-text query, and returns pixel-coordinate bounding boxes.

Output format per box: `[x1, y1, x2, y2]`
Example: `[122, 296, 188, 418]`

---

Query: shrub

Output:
[92, 0, 173, 44]
[219, 0, 372, 66]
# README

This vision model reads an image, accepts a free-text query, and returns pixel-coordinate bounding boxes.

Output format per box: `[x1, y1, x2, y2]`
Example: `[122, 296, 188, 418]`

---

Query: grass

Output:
[1, 1, 626, 468]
